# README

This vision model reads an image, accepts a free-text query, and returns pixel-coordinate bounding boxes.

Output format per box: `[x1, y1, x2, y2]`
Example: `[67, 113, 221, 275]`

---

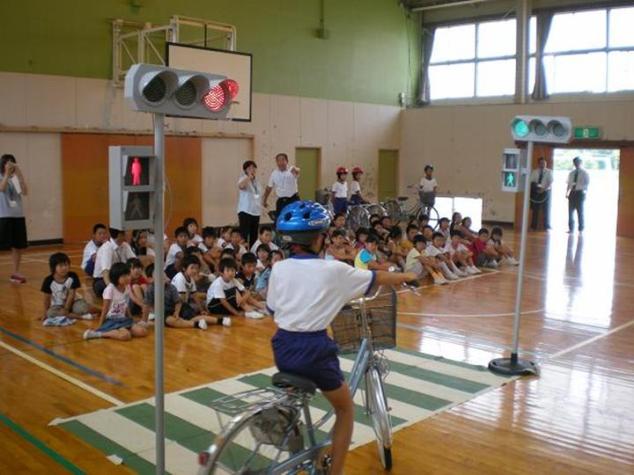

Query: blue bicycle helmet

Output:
[276, 200, 331, 246]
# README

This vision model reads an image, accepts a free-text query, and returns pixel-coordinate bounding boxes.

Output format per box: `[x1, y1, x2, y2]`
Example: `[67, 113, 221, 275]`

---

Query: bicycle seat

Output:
[272, 372, 317, 395]
[397, 196, 408, 202]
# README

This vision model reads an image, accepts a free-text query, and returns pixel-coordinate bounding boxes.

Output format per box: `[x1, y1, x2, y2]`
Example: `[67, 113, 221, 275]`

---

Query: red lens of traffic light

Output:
[202, 84, 227, 112]
[222, 79, 239, 99]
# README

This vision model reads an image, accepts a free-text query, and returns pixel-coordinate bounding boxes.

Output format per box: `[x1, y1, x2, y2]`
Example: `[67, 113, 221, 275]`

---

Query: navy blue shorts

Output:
[333, 197, 348, 215]
[272, 328, 344, 392]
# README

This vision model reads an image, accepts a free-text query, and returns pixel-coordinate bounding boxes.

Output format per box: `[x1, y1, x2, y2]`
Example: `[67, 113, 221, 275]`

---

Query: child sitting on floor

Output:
[255, 250, 283, 299]
[216, 226, 232, 248]
[81, 223, 108, 276]
[207, 258, 267, 319]
[405, 235, 446, 285]
[199, 226, 221, 273]
[489, 227, 519, 265]
[354, 234, 393, 271]
[425, 232, 462, 281]
[237, 252, 258, 292]
[354, 227, 370, 250]
[250, 225, 279, 253]
[445, 230, 481, 275]
[325, 229, 356, 264]
[83, 263, 148, 341]
[171, 255, 209, 317]
[470, 228, 500, 268]
[142, 264, 230, 329]
[225, 227, 247, 260]
[183, 217, 203, 246]
[41, 252, 98, 324]
[166, 226, 189, 267]
[255, 243, 271, 272]
[126, 257, 147, 316]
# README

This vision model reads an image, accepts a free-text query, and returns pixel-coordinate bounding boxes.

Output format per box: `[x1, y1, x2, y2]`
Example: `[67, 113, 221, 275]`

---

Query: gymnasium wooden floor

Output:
[1, 229, 633, 474]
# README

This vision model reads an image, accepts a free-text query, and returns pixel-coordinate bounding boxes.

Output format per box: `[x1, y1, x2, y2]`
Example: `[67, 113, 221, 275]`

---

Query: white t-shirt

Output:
[225, 243, 247, 258]
[331, 181, 348, 199]
[250, 239, 279, 254]
[268, 168, 298, 198]
[424, 245, 444, 258]
[267, 256, 374, 332]
[350, 180, 361, 195]
[171, 272, 197, 300]
[103, 284, 129, 319]
[419, 177, 437, 193]
[237, 174, 262, 216]
[165, 243, 184, 267]
[93, 239, 136, 279]
[81, 240, 99, 271]
[405, 248, 422, 273]
[206, 277, 245, 303]
[188, 234, 203, 246]
[445, 241, 468, 255]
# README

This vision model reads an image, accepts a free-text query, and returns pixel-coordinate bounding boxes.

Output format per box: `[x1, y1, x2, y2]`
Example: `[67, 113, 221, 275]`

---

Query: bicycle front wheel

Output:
[365, 367, 393, 470]
[200, 405, 303, 475]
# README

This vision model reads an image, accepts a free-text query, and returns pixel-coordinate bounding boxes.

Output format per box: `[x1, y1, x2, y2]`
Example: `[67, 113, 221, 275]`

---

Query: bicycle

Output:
[198, 286, 398, 474]
[381, 185, 440, 229]
[346, 202, 388, 231]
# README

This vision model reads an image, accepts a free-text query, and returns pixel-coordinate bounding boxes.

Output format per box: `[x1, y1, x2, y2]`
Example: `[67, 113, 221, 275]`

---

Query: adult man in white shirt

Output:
[566, 157, 590, 233]
[530, 157, 554, 230]
[92, 227, 136, 297]
[262, 153, 300, 220]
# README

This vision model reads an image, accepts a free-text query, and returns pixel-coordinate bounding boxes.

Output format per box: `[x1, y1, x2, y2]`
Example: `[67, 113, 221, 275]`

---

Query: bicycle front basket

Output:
[330, 289, 397, 353]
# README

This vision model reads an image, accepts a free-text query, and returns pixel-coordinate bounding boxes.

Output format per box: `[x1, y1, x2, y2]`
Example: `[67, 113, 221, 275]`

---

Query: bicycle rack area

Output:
[112, 15, 237, 86]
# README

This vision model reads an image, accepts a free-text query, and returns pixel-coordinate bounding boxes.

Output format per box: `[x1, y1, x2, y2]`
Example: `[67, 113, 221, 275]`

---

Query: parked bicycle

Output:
[346, 203, 388, 231]
[381, 185, 440, 229]
[198, 286, 399, 474]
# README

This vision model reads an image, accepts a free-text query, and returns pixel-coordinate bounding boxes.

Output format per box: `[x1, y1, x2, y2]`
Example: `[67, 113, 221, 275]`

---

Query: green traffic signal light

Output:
[512, 119, 529, 138]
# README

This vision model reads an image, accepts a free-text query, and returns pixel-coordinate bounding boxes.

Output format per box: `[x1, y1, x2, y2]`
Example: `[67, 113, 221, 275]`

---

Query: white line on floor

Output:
[547, 318, 634, 361]
[0, 340, 124, 407]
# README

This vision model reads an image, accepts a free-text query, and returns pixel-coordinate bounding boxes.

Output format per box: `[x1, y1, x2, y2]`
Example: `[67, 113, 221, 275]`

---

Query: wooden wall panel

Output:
[62, 134, 201, 244]
[617, 147, 634, 238]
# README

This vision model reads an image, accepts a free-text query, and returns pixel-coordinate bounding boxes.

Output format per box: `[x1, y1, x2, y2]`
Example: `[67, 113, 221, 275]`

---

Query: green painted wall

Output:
[0, 0, 420, 106]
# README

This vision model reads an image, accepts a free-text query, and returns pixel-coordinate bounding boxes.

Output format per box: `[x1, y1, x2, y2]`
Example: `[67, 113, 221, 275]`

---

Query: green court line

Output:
[340, 354, 489, 393]
[392, 347, 512, 375]
[238, 374, 407, 427]
[0, 413, 85, 475]
[338, 369, 453, 412]
[117, 403, 270, 471]
[60, 420, 158, 475]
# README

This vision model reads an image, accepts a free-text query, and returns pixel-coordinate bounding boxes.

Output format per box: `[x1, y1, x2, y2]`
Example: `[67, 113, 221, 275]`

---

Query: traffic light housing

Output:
[510, 115, 572, 144]
[109, 146, 156, 230]
[501, 148, 527, 192]
[124, 64, 239, 119]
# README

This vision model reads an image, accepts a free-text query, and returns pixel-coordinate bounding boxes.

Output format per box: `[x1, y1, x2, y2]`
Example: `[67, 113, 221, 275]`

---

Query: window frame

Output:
[426, 6, 634, 103]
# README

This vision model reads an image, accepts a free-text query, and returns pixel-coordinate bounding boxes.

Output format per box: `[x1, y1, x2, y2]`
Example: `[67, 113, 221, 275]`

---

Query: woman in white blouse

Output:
[237, 160, 262, 248]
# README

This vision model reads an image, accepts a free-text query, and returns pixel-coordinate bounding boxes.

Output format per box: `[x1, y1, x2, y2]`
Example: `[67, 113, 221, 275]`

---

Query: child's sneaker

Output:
[9, 273, 26, 284]
[80, 313, 94, 320]
[83, 329, 102, 340]
[197, 319, 208, 330]
[486, 260, 499, 269]
[470, 266, 482, 274]
[148, 312, 155, 321]
[455, 268, 468, 277]
[245, 311, 265, 319]
[508, 257, 519, 266]
[221, 317, 232, 327]
[434, 276, 448, 285]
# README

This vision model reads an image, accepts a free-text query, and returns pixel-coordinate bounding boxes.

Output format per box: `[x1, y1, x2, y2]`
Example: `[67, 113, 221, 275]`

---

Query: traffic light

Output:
[124, 64, 239, 119]
[501, 148, 527, 192]
[109, 146, 156, 230]
[510, 115, 572, 144]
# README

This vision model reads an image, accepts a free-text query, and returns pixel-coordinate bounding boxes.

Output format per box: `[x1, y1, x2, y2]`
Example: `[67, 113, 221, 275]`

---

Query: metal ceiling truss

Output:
[112, 15, 237, 86]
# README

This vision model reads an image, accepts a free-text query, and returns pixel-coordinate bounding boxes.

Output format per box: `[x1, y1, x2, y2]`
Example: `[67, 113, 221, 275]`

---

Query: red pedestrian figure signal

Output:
[131, 157, 142, 186]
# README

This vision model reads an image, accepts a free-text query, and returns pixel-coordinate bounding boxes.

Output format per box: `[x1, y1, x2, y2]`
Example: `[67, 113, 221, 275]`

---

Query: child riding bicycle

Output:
[267, 200, 416, 475]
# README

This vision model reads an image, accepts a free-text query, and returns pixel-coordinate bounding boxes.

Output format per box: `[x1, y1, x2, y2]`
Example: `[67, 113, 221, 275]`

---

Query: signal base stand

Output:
[488, 353, 539, 376]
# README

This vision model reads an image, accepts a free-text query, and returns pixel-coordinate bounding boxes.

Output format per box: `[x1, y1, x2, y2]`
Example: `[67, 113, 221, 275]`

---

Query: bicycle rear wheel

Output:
[347, 206, 370, 231]
[383, 200, 402, 224]
[201, 406, 304, 475]
[365, 366, 393, 470]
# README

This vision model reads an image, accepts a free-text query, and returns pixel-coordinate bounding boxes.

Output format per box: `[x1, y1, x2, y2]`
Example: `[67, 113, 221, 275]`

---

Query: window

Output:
[427, 6, 634, 101]
[533, 7, 634, 94]
[429, 19, 516, 100]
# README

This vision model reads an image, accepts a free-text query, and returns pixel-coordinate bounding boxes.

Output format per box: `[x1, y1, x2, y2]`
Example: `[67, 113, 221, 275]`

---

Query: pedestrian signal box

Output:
[501, 148, 527, 193]
[109, 146, 156, 229]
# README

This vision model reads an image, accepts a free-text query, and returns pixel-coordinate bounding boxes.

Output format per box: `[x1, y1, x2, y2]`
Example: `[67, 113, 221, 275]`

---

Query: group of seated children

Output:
[42, 218, 285, 340]
[323, 210, 518, 285]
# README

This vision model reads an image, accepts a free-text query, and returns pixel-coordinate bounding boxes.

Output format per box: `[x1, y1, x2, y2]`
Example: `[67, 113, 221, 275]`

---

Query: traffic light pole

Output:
[489, 140, 539, 376]
[153, 113, 166, 474]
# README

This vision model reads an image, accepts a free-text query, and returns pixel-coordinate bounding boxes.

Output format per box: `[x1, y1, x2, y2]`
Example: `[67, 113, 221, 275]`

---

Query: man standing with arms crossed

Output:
[263, 153, 301, 222]
[530, 157, 553, 230]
